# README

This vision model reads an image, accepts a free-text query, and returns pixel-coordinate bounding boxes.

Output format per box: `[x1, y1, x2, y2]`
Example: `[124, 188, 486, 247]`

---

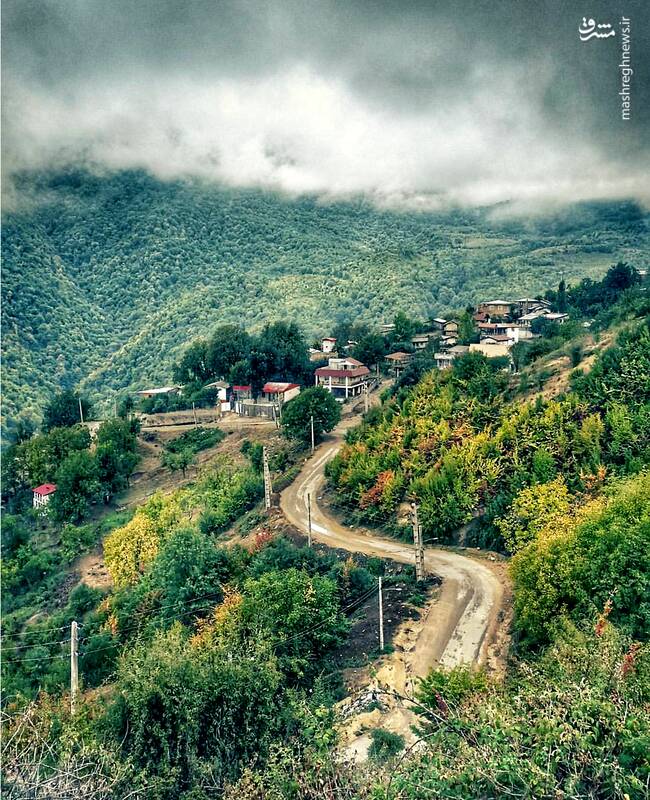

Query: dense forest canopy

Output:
[2, 169, 648, 434]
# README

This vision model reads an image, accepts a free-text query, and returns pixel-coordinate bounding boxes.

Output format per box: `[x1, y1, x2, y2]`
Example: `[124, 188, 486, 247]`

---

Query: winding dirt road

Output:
[280, 414, 505, 677]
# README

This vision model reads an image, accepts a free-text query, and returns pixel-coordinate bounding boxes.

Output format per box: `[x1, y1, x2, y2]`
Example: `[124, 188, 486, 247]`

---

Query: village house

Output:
[411, 333, 433, 351]
[440, 335, 458, 349]
[476, 300, 513, 319]
[514, 297, 550, 316]
[518, 309, 549, 328]
[232, 385, 252, 402]
[33, 483, 56, 511]
[543, 312, 569, 324]
[434, 345, 469, 370]
[321, 337, 337, 354]
[380, 322, 396, 335]
[434, 352, 453, 369]
[261, 382, 301, 405]
[431, 317, 448, 331]
[385, 351, 413, 379]
[135, 386, 181, 399]
[443, 320, 459, 336]
[315, 357, 370, 400]
[205, 380, 232, 411]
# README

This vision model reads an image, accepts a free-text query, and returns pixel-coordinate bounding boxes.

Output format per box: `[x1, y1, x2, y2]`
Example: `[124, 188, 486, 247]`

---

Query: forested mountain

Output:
[2, 169, 648, 430]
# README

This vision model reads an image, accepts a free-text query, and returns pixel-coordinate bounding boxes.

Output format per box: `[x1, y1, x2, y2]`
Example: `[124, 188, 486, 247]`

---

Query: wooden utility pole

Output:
[310, 415, 315, 455]
[262, 446, 272, 510]
[78, 397, 84, 425]
[378, 576, 384, 651]
[70, 621, 79, 714]
[307, 492, 312, 547]
[364, 382, 369, 414]
[411, 503, 425, 582]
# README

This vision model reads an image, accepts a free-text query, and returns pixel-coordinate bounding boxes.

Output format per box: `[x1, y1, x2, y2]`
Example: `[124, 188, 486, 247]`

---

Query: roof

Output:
[481, 334, 511, 342]
[205, 380, 230, 389]
[448, 345, 470, 354]
[315, 367, 370, 379]
[233, 385, 251, 391]
[433, 317, 447, 324]
[478, 322, 499, 330]
[262, 382, 300, 394]
[341, 357, 364, 366]
[33, 483, 57, 496]
[412, 334, 430, 341]
[543, 312, 569, 320]
[385, 352, 412, 361]
[518, 297, 549, 304]
[519, 310, 547, 321]
[434, 352, 453, 360]
[135, 386, 179, 395]
[321, 337, 337, 342]
[480, 300, 512, 307]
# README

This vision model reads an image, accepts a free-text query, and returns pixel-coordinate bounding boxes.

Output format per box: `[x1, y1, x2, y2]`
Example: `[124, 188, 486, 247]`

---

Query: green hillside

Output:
[2, 169, 648, 430]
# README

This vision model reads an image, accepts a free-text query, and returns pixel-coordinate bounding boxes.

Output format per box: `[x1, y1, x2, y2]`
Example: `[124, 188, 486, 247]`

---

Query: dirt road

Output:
[280, 417, 504, 676]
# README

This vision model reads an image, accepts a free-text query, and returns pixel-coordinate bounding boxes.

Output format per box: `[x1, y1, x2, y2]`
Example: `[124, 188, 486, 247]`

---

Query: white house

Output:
[205, 380, 232, 411]
[315, 357, 370, 400]
[321, 337, 337, 354]
[33, 483, 56, 511]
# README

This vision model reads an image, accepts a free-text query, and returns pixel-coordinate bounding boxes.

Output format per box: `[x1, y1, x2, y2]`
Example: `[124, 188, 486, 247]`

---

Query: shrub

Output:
[368, 728, 405, 760]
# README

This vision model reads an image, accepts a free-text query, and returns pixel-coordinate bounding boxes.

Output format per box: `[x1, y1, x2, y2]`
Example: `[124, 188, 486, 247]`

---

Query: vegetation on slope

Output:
[3, 168, 647, 432]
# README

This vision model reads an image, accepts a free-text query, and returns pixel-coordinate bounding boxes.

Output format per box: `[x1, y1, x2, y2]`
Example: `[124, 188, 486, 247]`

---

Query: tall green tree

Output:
[50, 450, 100, 522]
[42, 390, 93, 432]
[281, 387, 341, 444]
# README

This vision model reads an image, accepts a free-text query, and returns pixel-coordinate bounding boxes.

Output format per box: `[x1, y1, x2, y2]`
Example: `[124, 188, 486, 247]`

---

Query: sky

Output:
[3, 0, 650, 209]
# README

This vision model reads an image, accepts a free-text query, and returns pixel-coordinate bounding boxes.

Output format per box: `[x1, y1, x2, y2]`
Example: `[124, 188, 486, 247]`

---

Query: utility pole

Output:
[411, 503, 425, 582]
[192, 402, 198, 427]
[307, 492, 312, 547]
[70, 620, 79, 714]
[78, 397, 84, 425]
[378, 576, 384, 651]
[262, 446, 272, 510]
[310, 415, 315, 455]
[364, 382, 369, 414]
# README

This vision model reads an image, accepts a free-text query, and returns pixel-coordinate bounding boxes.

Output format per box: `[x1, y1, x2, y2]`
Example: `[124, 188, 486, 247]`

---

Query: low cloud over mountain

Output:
[3, 0, 649, 207]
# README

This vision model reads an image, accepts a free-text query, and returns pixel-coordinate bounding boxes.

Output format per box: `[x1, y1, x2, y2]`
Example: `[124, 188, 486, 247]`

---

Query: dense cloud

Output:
[2, 0, 649, 207]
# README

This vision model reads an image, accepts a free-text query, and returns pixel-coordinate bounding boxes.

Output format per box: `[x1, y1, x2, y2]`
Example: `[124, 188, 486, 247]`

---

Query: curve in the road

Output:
[280, 420, 504, 676]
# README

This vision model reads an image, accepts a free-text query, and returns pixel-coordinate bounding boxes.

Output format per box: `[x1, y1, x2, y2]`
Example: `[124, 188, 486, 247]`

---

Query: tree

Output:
[206, 325, 252, 379]
[496, 477, 571, 553]
[50, 450, 100, 522]
[172, 339, 210, 384]
[42, 390, 93, 432]
[557, 278, 568, 312]
[161, 448, 194, 477]
[352, 333, 387, 367]
[392, 311, 419, 343]
[241, 568, 348, 680]
[116, 627, 282, 792]
[281, 387, 341, 444]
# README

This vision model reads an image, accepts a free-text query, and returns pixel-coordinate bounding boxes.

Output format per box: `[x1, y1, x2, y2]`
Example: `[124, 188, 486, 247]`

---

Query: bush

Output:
[368, 728, 405, 760]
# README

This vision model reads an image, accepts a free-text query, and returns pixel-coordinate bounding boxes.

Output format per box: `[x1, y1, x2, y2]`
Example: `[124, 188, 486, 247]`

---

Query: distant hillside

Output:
[2, 169, 648, 430]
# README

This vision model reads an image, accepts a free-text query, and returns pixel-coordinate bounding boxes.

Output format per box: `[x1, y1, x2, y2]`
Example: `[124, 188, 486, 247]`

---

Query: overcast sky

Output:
[3, 0, 649, 208]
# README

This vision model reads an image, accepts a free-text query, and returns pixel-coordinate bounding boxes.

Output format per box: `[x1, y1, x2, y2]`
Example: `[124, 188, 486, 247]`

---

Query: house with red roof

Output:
[261, 382, 301, 405]
[315, 357, 370, 401]
[33, 483, 57, 511]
